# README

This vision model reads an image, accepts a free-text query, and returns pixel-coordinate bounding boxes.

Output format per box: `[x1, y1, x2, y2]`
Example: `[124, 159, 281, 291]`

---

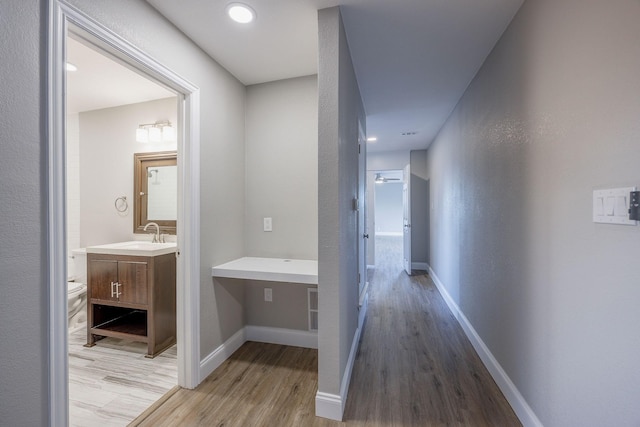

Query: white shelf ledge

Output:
[211, 257, 318, 285]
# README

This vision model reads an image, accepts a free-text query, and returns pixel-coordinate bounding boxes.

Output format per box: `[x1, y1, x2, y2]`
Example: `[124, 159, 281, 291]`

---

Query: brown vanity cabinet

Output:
[85, 252, 176, 358]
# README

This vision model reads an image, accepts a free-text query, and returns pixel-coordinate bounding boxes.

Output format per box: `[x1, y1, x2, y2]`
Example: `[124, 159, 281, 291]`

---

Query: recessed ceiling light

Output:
[367, 137, 377, 142]
[226, 3, 256, 24]
[66, 62, 77, 72]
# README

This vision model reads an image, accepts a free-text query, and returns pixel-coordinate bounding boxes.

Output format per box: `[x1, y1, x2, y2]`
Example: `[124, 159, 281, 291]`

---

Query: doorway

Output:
[66, 34, 179, 425]
[371, 169, 406, 272]
[49, 3, 201, 425]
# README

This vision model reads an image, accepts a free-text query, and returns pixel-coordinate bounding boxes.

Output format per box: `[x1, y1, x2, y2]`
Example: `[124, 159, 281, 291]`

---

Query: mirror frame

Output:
[134, 151, 177, 234]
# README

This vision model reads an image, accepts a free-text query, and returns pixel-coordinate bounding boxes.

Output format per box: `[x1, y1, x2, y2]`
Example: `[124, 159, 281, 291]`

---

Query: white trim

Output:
[411, 262, 429, 270]
[315, 392, 343, 421]
[199, 328, 246, 381]
[427, 266, 543, 427]
[375, 231, 403, 236]
[315, 323, 363, 421]
[245, 325, 318, 349]
[48, 4, 68, 426]
[48, 2, 201, 424]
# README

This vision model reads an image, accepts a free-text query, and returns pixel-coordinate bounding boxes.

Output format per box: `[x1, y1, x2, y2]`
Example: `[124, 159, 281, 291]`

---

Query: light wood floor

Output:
[69, 327, 177, 427]
[132, 236, 520, 426]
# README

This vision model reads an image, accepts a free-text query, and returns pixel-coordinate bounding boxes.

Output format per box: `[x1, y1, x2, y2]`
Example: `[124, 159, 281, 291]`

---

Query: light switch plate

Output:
[263, 217, 272, 232]
[593, 187, 637, 225]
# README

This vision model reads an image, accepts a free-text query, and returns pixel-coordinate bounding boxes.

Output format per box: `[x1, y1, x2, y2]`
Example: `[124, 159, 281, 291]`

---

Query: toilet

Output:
[68, 248, 87, 332]
[67, 281, 87, 331]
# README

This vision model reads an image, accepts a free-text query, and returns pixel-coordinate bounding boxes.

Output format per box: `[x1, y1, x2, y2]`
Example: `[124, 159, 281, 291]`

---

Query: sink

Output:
[86, 241, 177, 257]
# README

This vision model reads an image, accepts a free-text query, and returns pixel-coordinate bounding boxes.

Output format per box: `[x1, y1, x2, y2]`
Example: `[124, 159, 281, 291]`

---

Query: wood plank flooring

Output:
[132, 236, 520, 426]
[68, 327, 177, 427]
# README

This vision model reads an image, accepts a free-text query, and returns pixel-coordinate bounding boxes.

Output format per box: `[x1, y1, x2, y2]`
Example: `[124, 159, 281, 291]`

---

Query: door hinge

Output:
[358, 143, 361, 154]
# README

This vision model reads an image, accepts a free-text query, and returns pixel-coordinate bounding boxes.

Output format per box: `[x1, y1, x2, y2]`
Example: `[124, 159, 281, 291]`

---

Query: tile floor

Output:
[68, 326, 177, 427]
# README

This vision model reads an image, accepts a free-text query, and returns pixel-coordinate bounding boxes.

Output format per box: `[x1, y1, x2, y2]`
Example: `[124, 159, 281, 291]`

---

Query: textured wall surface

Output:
[245, 75, 318, 259]
[318, 6, 363, 397]
[67, 0, 247, 361]
[424, 0, 640, 425]
[410, 150, 428, 265]
[79, 97, 177, 247]
[244, 75, 318, 331]
[0, 1, 48, 424]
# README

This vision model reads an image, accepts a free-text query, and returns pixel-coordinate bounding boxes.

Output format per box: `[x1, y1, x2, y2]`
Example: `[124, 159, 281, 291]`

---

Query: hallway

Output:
[132, 236, 519, 426]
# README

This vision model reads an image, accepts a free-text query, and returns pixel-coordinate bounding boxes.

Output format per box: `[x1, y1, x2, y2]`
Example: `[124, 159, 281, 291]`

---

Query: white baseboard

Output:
[199, 327, 245, 381]
[411, 262, 429, 270]
[427, 266, 543, 427]
[245, 325, 318, 349]
[315, 392, 343, 420]
[315, 321, 363, 421]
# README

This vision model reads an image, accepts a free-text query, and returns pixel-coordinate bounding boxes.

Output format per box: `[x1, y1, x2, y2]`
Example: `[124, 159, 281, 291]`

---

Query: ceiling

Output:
[146, 0, 523, 152]
[66, 37, 175, 114]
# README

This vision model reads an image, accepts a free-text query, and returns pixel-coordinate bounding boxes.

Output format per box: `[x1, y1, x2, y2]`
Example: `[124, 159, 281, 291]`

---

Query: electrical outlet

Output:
[263, 217, 273, 232]
[264, 288, 272, 302]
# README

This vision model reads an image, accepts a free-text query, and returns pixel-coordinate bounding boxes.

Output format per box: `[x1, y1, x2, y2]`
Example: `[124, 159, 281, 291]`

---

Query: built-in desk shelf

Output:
[211, 257, 318, 285]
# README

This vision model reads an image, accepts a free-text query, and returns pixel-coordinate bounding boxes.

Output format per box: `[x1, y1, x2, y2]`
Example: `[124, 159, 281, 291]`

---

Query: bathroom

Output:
[65, 35, 180, 425]
[64, 31, 320, 425]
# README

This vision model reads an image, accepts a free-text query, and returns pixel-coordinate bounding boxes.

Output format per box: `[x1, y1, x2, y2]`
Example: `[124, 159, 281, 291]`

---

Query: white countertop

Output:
[86, 241, 177, 257]
[211, 257, 318, 285]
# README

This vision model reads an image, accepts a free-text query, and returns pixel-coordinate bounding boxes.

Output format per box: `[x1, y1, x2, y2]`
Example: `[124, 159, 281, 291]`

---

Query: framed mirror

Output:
[134, 151, 177, 234]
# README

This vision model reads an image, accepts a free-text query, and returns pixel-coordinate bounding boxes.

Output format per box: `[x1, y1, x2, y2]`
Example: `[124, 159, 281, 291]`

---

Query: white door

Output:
[358, 124, 367, 303]
[403, 164, 411, 275]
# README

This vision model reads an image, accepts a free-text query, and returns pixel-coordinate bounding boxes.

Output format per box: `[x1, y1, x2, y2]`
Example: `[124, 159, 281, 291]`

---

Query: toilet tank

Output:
[71, 248, 87, 284]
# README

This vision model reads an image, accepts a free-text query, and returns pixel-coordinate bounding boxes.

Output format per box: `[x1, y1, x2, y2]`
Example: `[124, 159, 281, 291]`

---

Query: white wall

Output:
[67, 113, 81, 258]
[245, 75, 318, 259]
[78, 97, 177, 247]
[367, 149, 410, 171]
[243, 75, 318, 331]
[423, 0, 640, 425]
[374, 182, 403, 234]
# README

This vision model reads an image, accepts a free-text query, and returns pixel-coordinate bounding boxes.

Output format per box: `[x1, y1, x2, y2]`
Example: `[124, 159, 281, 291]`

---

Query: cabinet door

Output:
[89, 259, 119, 301]
[117, 260, 148, 305]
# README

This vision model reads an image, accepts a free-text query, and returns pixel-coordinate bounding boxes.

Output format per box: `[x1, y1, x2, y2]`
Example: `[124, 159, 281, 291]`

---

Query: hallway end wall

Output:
[423, 0, 640, 425]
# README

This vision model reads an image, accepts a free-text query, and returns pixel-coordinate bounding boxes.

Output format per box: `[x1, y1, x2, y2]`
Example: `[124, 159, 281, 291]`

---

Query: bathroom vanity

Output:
[85, 241, 176, 358]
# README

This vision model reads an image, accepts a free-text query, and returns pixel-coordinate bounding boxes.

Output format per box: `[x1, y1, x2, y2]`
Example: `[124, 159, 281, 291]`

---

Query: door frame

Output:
[48, 2, 201, 425]
[357, 123, 368, 307]
[403, 164, 412, 275]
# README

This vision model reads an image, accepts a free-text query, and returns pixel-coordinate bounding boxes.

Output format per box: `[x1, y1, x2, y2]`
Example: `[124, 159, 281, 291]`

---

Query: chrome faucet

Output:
[143, 222, 160, 243]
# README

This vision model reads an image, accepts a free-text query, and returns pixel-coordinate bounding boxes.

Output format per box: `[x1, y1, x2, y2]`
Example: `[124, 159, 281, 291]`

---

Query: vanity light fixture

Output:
[226, 2, 256, 24]
[367, 136, 377, 142]
[136, 120, 176, 143]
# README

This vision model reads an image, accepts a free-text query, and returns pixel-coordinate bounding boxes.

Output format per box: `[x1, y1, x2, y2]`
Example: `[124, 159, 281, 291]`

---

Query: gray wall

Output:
[245, 75, 318, 259]
[67, 0, 247, 362]
[423, 0, 640, 425]
[410, 150, 428, 265]
[317, 6, 364, 397]
[244, 75, 318, 330]
[0, 1, 48, 424]
[367, 149, 410, 171]
[0, 3, 246, 423]
[374, 183, 403, 234]
[79, 98, 177, 247]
